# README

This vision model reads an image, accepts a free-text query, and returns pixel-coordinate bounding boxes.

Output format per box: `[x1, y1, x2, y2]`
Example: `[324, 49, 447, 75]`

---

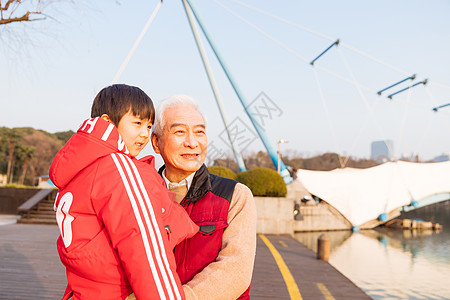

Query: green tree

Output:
[244, 151, 275, 170]
[0, 126, 65, 185]
[0, 129, 8, 173]
[16, 144, 35, 185]
[19, 127, 64, 185]
[53, 130, 74, 144]
[4, 128, 22, 183]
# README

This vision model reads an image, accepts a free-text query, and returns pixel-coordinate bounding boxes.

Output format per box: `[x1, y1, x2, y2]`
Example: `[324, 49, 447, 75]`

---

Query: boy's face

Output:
[116, 110, 152, 157]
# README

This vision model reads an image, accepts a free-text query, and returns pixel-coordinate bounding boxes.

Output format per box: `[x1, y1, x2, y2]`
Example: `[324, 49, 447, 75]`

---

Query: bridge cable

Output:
[213, 0, 346, 168]
[214, 0, 393, 165]
[212, 0, 308, 63]
[336, 47, 394, 162]
[310, 39, 340, 66]
[426, 87, 450, 129]
[213, 0, 375, 94]
[415, 87, 447, 158]
[214, 0, 448, 160]
[432, 102, 450, 112]
[111, 0, 163, 84]
[181, 0, 247, 172]
[428, 81, 450, 91]
[225, 0, 450, 93]
[387, 79, 428, 100]
[377, 74, 416, 96]
[225, 0, 408, 76]
[396, 83, 413, 159]
[312, 67, 344, 168]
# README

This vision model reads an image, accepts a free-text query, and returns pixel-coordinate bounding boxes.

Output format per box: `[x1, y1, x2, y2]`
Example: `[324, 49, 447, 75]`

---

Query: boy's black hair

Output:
[91, 84, 155, 126]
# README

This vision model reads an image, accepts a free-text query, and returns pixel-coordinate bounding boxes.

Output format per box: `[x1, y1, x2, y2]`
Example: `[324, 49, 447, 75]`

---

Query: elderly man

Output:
[151, 95, 256, 300]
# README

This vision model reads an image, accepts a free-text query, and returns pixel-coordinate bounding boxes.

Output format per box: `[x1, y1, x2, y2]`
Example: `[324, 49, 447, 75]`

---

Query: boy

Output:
[50, 84, 198, 299]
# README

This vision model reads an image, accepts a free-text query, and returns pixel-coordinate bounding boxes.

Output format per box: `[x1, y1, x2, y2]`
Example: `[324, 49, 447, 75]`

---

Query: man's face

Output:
[116, 110, 152, 157]
[152, 104, 207, 182]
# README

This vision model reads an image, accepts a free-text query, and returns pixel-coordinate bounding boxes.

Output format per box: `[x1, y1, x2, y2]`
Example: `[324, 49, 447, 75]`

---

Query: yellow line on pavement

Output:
[317, 283, 336, 300]
[279, 240, 288, 248]
[259, 234, 302, 300]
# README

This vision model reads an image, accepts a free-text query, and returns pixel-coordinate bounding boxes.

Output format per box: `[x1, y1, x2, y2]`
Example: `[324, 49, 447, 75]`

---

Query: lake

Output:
[294, 200, 450, 299]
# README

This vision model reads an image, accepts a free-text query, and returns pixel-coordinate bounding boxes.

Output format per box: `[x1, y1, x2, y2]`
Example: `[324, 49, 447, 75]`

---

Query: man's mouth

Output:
[181, 154, 199, 159]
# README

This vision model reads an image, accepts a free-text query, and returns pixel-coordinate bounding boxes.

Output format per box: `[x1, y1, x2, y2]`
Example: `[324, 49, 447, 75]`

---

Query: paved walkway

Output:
[0, 222, 370, 299]
[251, 234, 371, 300]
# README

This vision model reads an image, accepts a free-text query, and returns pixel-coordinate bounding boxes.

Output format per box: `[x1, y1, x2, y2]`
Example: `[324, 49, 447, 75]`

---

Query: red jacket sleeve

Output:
[92, 153, 185, 300]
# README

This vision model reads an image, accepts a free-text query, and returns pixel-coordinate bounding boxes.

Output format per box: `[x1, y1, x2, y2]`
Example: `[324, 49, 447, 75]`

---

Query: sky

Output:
[1, 0, 450, 168]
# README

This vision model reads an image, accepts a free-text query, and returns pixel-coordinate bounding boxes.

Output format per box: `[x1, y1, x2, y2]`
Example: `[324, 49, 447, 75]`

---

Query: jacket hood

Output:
[50, 117, 131, 189]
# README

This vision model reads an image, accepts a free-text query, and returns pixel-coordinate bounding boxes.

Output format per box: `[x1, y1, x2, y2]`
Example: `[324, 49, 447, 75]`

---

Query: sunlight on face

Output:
[117, 110, 152, 157]
[152, 104, 207, 182]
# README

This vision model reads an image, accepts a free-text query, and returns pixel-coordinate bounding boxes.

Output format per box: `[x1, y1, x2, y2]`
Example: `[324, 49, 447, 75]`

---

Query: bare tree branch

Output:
[0, 0, 45, 25]
[0, 11, 45, 24]
[1, 0, 18, 12]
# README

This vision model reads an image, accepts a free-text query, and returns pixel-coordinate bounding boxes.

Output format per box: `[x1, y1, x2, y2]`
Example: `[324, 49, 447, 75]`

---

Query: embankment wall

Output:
[0, 187, 42, 214]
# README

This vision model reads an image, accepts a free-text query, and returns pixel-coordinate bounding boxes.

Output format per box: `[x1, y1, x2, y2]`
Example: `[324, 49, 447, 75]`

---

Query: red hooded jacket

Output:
[50, 117, 198, 300]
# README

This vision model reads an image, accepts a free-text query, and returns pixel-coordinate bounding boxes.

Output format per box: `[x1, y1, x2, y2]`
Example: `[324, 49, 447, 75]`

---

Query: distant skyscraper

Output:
[433, 153, 449, 162]
[371, 140, 394, 163]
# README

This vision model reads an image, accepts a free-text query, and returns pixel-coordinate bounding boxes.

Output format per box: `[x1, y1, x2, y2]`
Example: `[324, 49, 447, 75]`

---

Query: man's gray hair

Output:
[152, 94, 207, 137]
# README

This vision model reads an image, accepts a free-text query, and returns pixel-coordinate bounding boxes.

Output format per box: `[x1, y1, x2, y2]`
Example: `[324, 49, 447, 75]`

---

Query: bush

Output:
[208, 166, 237, 180]
[236, 168, 287, 197]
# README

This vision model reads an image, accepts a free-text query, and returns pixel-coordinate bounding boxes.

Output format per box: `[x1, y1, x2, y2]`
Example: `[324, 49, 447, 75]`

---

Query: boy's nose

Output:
[140, 127, 150, 137]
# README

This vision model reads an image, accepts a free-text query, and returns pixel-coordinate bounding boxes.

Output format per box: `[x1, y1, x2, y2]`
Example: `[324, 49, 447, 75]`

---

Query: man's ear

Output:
[151, 132, 161, 154]
[101, 114, 112, 123]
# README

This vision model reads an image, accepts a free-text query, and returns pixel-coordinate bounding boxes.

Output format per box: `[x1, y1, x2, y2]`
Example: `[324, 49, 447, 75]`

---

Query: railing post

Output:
[317, 234, 330, 261]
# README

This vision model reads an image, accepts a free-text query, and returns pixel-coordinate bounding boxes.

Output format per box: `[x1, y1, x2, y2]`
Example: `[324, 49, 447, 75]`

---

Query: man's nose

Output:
[184, 131, 199, 148]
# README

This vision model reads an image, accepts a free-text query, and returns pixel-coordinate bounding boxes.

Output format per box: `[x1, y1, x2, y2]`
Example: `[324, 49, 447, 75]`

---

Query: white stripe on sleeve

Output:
[123, 154, 182, 299]
[111, 153, 169, 300]
[117, 154, 180, 299]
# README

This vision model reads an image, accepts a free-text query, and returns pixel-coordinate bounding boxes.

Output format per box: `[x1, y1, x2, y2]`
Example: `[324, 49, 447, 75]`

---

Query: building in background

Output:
[432, 153, 450, 162]
[0, 174, 7, 185]
[371, 140, 394, 163]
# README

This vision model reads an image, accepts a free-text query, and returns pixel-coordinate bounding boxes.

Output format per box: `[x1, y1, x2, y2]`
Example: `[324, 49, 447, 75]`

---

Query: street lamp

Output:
[277, 139, 288, 174]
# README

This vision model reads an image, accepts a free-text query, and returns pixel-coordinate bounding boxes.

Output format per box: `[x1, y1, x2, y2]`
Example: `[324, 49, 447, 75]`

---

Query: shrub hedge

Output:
[236, 168, 287, 197]
[208, 166, 237, 180]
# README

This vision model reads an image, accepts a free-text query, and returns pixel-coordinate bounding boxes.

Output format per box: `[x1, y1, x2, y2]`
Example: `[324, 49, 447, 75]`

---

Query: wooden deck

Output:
[0, 223, 370, 299]
[0, 224, 65, 299]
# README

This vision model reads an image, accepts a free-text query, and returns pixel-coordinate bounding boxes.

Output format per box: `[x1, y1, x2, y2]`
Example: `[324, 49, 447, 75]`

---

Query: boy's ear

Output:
[101, 114, 112, 123]
[151, 132, 161, 154]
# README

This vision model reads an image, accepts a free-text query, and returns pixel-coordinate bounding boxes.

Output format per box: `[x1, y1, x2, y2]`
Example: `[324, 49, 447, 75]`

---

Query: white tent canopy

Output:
[296, 161, 450, 226]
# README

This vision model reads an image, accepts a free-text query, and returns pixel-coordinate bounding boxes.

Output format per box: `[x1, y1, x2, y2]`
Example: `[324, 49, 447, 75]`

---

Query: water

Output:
[294, 200, 450, 300]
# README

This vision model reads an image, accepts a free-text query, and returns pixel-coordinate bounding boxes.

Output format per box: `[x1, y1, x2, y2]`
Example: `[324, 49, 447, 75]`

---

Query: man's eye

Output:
[174, 129, 186, 135]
